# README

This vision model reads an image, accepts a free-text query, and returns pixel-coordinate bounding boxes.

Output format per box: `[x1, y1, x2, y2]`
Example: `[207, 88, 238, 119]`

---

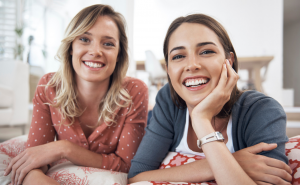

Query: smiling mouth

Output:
[83, 61, 105, 68]
[183, 78, 210, 87]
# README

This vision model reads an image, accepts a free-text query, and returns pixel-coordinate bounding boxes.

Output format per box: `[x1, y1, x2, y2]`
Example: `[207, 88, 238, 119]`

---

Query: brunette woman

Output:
[128, 14, 291, 185]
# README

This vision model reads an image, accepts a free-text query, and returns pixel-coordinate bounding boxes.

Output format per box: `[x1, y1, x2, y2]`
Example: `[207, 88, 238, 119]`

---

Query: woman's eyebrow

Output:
[103, 36, 116, 41]
[169, 46, 185, 54]
[196, 42, 216, 47]
[169, 42, 217, 54]
[83, 32, 92, 35]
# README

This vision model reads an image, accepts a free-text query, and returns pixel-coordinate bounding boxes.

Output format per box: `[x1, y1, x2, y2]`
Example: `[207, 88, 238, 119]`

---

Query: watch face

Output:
[216, 132, 224, 140]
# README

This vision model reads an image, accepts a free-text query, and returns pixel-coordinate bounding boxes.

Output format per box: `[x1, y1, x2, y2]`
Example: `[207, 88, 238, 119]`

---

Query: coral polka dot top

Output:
[26, 73, 148, 173]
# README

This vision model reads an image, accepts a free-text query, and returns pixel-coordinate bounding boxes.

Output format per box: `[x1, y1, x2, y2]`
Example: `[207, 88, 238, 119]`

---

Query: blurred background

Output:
[0, 0, 299, 141]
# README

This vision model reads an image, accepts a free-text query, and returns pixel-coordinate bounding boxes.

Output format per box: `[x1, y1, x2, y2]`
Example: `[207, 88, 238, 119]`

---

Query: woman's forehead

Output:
[168, 23, 222, 50]
[87, 16, 119, 39]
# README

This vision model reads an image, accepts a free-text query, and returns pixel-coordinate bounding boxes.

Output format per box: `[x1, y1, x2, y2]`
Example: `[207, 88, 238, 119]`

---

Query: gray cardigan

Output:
[128, 84, 288, 178]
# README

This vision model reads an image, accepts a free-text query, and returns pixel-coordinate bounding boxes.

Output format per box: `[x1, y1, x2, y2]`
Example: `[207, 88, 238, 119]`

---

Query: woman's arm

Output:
[129, 142, 291, 184]
[189, 61, 254, 185]
[100, 79, 149, 172]
[23, 168, 59, 185]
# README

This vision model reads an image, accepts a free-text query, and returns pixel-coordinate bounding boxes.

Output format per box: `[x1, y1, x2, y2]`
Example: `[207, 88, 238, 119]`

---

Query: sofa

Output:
[0, 61, 29, 134]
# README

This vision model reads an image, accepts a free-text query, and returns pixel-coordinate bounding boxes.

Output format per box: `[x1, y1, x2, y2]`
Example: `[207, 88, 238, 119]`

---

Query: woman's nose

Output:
[185, 56, 201, 72]
[88, 43, 102, 57]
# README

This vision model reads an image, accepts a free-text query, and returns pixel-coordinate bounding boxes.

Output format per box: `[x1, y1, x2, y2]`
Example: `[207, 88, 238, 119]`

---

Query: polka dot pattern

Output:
[26, 73, 149, 173]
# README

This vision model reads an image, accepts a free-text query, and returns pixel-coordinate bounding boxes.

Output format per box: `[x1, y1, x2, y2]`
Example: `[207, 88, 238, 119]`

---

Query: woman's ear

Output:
[70, 49, 73, 55]
[228, 52, 234, 67]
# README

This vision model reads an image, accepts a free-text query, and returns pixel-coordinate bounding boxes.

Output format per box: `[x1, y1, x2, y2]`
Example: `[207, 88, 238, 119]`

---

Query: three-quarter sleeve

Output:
[26, 74, 56, 148]
[241, 96, 289, 164]
[128, 84, 176, 178]
[101, 79, 148, 172]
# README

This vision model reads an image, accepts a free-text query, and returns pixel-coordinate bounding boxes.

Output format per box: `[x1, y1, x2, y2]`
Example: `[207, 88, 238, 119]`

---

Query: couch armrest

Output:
[0, 85, 13, 108]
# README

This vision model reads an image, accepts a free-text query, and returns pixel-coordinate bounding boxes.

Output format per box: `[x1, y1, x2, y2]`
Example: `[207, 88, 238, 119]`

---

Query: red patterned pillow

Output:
[285, 135, 300, 184]
[0, 135, 27, 185]
[130, 137, 300, 185]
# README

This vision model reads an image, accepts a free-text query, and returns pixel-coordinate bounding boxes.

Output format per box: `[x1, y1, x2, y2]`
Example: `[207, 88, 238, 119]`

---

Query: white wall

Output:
[134, 0, 284, 103]
[284, 20, 300, 106]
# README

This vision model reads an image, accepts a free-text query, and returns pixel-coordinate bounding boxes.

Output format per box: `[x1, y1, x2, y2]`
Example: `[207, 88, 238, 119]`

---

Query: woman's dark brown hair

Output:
[163, 14, 242, 118]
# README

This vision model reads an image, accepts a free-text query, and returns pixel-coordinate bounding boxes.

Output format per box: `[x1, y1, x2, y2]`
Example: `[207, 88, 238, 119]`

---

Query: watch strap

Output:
[197, 132, 224, 149]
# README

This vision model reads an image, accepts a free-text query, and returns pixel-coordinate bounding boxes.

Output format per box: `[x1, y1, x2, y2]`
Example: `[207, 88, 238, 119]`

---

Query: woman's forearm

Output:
[193, 119, 255, 185]
[203, 141, 255, 185]
[23, 169, 59, 185]
[128, 158, 214, 183]
[60, 140, 103, 168]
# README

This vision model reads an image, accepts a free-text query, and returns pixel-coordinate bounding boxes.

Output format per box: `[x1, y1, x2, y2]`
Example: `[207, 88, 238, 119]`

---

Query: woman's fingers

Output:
[224, 59, 239, 92]
[5, 151, 25, 176]
[258, 173, 291, 185]
[244, 143, 278, 154]
[215, 61, 228, 90]
[11, 157, 27, 185]
[265, 157, 293, 176]
[15, 162, 33, 185]
[264, 165, 292, 183]
[256, 181, 273, 185]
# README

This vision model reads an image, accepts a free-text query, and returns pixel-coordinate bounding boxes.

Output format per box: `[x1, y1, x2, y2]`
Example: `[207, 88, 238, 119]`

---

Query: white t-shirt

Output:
[175, 109, 235, 156]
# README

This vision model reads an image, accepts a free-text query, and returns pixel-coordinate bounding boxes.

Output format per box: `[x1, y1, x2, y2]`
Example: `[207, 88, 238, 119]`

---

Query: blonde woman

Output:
[5, 4, 148, 185]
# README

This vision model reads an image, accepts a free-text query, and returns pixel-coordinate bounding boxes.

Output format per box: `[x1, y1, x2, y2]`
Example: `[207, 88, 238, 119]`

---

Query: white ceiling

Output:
[284, 0, 300, 25]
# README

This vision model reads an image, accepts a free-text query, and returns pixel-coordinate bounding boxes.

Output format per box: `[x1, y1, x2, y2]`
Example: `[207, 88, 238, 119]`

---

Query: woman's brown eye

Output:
[79, 37, 90, 42]
[201, 50, 215, 55]
[104, 42, 115, 47]
[172, 55, 185, 60]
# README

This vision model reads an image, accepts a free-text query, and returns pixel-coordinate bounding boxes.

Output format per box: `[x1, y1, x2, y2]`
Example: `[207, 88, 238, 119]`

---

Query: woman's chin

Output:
[185, 97, 205, 109]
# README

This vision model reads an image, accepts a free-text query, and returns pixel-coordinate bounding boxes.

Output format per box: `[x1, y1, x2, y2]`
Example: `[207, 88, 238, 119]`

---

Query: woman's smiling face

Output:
[71, 16, 119, 84]
[167, 23, 227, 109]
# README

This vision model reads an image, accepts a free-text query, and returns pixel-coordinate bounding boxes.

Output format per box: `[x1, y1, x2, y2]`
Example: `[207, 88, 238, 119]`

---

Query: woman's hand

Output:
[4, 140, 67, 185]
[234, 143, 292, 185]
[191, 59, 239, 122]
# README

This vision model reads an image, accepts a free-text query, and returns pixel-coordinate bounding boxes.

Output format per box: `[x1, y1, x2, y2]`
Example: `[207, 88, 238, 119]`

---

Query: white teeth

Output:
[184, 78, 208, 87]
[84, 61, 103, 68]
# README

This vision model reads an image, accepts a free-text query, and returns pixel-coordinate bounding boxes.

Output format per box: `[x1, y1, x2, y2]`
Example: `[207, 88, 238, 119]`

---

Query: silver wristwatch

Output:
[197, 132, 224, 149]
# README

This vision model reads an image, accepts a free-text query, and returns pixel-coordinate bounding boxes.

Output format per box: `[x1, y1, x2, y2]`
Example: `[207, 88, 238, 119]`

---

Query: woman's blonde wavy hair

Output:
[46, 4, 131, 126]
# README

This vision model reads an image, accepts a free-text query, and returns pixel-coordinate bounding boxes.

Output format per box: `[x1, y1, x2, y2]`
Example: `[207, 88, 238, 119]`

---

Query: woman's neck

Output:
[76, 76, 110, 110]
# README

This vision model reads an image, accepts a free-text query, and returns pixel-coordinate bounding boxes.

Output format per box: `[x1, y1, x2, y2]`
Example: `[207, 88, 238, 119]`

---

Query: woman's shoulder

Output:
[232, 90, 285, 122]
[235, 90, 281, 108]
[38, 72, 56, 86]
[35, 73, 57, 100]
[156, 83, 176, 107]
[122, 76, 148, 93]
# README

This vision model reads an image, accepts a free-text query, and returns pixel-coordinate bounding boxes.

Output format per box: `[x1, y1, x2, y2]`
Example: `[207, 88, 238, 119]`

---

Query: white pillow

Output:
[47, 159, 128, 185]
[0, 153, 11, 185]
[0, 135, 128, 185]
